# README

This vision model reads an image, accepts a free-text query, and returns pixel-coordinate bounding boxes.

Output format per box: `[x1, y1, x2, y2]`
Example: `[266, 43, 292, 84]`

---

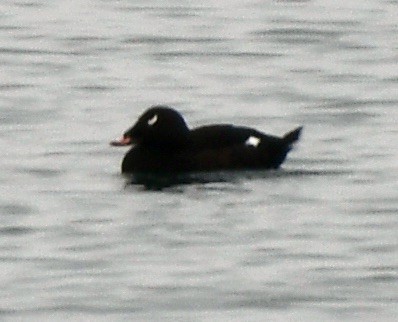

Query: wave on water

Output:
[124, 168, 350, 190]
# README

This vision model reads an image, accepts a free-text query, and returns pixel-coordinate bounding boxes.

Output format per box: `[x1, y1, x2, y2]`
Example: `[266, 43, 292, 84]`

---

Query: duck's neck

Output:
[143, 130, 190, 151]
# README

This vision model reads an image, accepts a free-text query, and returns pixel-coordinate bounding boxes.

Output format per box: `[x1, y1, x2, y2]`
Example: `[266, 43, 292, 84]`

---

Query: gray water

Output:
[1, 0, 398, 320]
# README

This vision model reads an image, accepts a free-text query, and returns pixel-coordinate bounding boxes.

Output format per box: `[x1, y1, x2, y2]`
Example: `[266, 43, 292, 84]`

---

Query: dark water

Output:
[1, 0, 397, 320]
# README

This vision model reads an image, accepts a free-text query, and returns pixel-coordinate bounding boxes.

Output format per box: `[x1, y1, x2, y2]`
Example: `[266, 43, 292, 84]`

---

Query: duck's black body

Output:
[111, 106, 302, 174]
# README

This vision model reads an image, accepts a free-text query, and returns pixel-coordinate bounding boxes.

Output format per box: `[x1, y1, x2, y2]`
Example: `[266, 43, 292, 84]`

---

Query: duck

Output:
[111, 105, 302, 174]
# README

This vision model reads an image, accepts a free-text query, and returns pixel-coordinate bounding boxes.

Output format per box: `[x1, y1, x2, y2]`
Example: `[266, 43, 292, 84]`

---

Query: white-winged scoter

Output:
[111, 105, 302, 174]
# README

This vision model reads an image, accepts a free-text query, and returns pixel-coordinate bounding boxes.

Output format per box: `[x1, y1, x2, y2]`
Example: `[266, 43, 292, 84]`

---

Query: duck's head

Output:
[110, 105, 190, 149]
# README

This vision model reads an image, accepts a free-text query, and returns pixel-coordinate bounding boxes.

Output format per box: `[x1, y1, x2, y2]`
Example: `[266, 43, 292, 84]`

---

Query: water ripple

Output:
[123, 36, 227, 44]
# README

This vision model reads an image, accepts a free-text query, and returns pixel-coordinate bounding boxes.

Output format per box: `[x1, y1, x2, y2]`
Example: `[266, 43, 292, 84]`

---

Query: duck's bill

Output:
[110, 136, 133, 146]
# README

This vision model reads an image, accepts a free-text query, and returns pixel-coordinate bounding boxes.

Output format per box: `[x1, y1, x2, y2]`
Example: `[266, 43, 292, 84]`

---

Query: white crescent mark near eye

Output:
[245, 136, 261, 147]
[147, 114, 158, 126]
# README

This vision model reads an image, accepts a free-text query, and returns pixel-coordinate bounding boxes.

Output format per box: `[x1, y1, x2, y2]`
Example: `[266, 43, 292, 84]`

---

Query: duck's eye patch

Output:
[147, 114, 158, 126]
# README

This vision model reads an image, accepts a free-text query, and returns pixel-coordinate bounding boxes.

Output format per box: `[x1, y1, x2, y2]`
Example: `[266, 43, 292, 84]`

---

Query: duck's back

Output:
[189, 125, 280, 150]
[188, 125, 298, 171]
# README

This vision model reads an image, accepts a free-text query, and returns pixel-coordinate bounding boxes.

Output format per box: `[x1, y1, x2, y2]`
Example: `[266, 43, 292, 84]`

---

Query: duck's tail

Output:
[264, 126, 303, 169]
[282, 126, 303, 147]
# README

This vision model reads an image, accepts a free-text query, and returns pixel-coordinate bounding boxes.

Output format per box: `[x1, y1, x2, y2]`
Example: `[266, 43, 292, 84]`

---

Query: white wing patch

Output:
[245, 136, 261, 147]
[147, 114, 158, 126]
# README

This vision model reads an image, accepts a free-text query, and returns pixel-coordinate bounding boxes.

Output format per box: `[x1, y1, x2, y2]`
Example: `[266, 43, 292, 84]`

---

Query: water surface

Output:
[1, 0, 397, 320]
